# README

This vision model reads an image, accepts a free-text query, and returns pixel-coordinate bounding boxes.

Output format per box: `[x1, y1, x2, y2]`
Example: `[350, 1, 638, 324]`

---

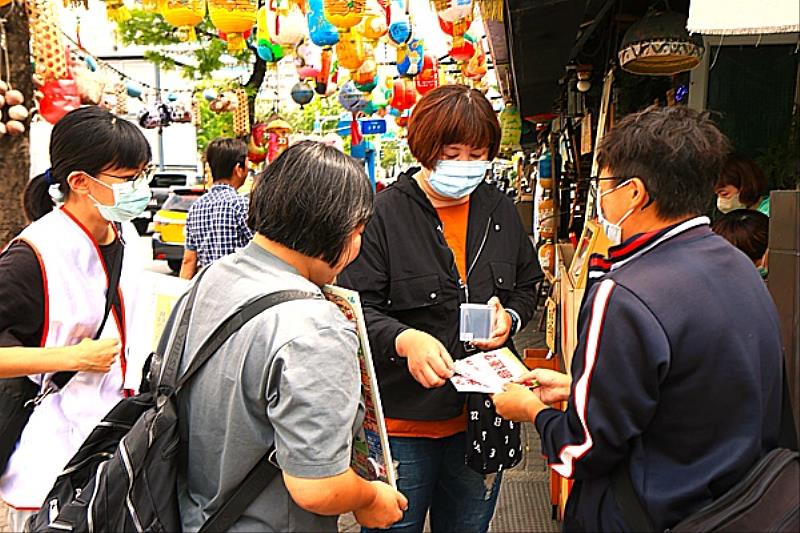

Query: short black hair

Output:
[712, 209, 769, 262]
[23, 106, 151, 221]
[249, 141, 373, 265]
[596, 105, 731, 219]
[205, 138, 247, 181]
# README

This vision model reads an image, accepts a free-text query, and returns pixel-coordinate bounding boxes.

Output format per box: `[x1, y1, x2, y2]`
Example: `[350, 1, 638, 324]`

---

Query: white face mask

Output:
[717, 193, 747, 214]
[597, 180, 635, 245]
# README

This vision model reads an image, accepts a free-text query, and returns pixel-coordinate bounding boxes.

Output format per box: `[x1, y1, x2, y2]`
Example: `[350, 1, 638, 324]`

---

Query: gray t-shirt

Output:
[168, 243, 361, 532]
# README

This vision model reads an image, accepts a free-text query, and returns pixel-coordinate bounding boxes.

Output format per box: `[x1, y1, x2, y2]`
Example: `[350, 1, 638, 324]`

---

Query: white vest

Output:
[0, 208, 146, 509]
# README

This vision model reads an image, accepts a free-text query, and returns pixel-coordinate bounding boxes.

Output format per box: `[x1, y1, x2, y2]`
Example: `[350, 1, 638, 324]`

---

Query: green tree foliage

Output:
[196, 98, 234, 154]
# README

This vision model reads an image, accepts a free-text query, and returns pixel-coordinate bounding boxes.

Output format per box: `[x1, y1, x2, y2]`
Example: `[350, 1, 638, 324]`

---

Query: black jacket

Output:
[339, 170, 542, 420]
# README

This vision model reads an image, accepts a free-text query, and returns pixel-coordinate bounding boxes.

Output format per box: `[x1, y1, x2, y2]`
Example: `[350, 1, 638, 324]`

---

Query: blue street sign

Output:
[360, 119, 387, 135]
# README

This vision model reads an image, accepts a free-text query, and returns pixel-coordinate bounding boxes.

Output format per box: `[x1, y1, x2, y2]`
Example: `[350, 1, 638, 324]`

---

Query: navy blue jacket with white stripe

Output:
[535, 217, 783, 532]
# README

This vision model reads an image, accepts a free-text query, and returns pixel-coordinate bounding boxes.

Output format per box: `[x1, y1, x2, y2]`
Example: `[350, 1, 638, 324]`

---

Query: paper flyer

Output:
[323, 285, 397, 488]
[451, 348, 530, 394]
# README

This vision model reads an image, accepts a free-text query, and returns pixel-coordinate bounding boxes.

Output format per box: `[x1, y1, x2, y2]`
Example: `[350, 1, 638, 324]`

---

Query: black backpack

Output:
[27, 272, 314, 533]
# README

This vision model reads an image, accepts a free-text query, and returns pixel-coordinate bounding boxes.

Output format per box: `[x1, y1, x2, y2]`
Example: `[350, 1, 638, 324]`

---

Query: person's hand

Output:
[471, 297, 512, 351]
[354, 481, 408, 529]
[492, 383, 547, 423]
[65, 338, 120, 373]
[516, 368, 571, 406]
[395, 329, 454, 388]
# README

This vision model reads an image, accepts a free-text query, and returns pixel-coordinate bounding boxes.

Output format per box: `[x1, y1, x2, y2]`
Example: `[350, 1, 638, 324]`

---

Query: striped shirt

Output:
[185, 184, 253, 267]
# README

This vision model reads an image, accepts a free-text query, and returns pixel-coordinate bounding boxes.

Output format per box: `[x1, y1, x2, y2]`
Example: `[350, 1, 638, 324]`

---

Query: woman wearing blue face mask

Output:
[0, 106, 152, 530]
[339, 85, 542, 533]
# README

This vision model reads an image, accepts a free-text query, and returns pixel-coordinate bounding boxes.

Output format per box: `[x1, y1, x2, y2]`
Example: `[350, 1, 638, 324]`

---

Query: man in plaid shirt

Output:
[179, 138, 253, 279]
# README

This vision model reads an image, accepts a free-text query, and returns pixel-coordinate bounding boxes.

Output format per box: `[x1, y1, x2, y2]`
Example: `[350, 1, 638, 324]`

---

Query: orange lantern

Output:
[462, 45, 487, 79]
[208, 0, 258, 52]
[352, 45, 378, 87]
[358, 0, 387, 42]
[336, 28, 366, 71]
[415, 55, 439, 95]
[324, 0, 366, 30]
[159, 0, 206, 41]
[390, 78, 416, 111]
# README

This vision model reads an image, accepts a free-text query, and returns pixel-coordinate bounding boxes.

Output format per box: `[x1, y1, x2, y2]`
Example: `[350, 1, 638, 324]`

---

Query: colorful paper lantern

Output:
[338, 81, 369, 112]
[336, 28, 366, 71]
[359, 0, 387, 42]
[323, 0, 365, 30]
[499, 103, 522, 153]
[159, 0, 206, 41]
[449, 36, 474, 62]
[291, 81, 315, 107]
[388, 0, 411, 44]
[436, 0, 472, 22]
[462, 44, 487, 79]
[208, 0, 257, 52]
[268, 0, 306, 48]
[396, 38, 424, 77]
[104, 0, 131, 22]
[308, 0, 339, 47]
[415, 54, 439, 95]
[352, 46, 378, 89]
[39, 78, 81, 124]
[389, 77, 416, 111]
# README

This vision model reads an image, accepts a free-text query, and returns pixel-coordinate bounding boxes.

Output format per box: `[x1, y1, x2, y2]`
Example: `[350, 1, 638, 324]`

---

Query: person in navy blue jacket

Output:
[492, 105, 784, 532]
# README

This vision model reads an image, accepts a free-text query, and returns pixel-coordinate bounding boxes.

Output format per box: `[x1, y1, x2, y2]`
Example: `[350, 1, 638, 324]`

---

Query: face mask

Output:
[427, 160, 490, 199]
[88, 176, 152, 223]
[717, 193, 747, 214]
[597, 180, 635, 246]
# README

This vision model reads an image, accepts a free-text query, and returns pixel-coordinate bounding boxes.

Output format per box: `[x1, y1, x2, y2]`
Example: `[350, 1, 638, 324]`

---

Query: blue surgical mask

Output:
[88, 176, 152, 223]
[427, 160, 490, 199]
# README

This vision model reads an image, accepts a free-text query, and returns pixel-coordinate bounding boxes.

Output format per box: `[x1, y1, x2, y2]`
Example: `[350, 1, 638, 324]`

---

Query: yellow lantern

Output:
[159, 0, 206, 41]
[256, 4, 269, 42]
[141, 0, 158, 11]
[104, 0, 131, 22]
[358, 0, 387, 42]
[208, 0, 258, 52]
[336, 28, 366, 71]
[324, 0, 366, 30]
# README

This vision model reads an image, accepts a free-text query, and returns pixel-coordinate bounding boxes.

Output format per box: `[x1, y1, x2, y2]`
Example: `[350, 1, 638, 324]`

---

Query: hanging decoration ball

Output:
[338, 81, 368, 113]
[307, 0, 339, 47]
[4, 90, 24, 107]
[396, 38, 424, 77]
[389, 77, 416, 111]
[159, 0, 207, 42]
[208, 0, 258, 52]
[449, 36, 475, 62]
[202, 88, 218, 101]
[39, 78, 81, 124]
[26, 0, 69, 81]
[352, 47, 378, 89]
[84, 55, 98, 72]
[415, 55, 439, 95]
[126, 80, 143, 98]
[8, 105, 30, 122]
[388, 0, 411, 45]
[291, 81, 315, 107]
[336, 29, 366, 71]
[268, 0, 306, 48]
[5, 120, 26, 136]
[167, 92, 178, 102]
[104, 0, 131, 22]
[618, 10, 704, 76]
[462, 44, 487, 80]
[324, 0, 366, 30]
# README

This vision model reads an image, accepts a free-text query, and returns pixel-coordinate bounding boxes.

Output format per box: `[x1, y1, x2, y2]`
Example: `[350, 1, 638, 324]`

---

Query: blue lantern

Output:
[338, 81, 368, 113]
[308, 0, 339, 47]
[396, 38, 424, 77]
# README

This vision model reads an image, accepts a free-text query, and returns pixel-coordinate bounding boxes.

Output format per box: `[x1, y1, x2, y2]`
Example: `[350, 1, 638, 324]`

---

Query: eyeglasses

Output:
[96, 164, 156, 188]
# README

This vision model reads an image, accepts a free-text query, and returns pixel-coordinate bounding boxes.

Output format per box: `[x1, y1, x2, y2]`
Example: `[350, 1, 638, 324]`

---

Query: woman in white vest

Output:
[0, 106, 152, 530]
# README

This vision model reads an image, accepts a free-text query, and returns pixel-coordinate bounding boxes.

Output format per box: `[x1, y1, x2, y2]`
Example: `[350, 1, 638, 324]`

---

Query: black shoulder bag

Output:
[0, 240, 124, 474]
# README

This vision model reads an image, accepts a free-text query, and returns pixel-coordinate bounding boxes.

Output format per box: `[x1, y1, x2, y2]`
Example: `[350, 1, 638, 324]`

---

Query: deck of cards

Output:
[450, 348, 530, 394]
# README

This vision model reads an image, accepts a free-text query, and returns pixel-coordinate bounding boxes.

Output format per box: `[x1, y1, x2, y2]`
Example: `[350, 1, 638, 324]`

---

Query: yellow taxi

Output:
[151, 187, 205, 272]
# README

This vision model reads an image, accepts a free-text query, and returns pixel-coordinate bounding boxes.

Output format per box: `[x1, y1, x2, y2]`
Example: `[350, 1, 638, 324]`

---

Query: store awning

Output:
[505, 0, 587, 118]
[688, 0, 800, 35]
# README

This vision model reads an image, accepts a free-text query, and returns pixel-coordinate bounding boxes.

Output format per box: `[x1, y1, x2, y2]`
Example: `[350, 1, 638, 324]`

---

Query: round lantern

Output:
[336, 29, 366, 71]
[618, 10, 704, 76]
[353, 48, 378, 89]
[359, 0, 387, 42]
[208, 0, 258, 52]
[388, 0, 411, 45]
[449, 34, 475, 62]
[159, 0, 206, 41]
[268, 0, 306, 48]
[291, 81, 315, 107]
[324, 0, 366, 30]
[462, 45, 487, 79]
[396, 38, 424, 77]
[39, 78, 81, 124]
[308, 0, 339, 47]
[415, 55, 439, 95]
[390, 77, 416, 111]
[126, 80, 143, 98]
[436, 0, 472, 22]
[338, 81, 368, 112]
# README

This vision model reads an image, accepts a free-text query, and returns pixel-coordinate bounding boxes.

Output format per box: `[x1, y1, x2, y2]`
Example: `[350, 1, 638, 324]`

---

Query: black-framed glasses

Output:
[97, 164, 157, 186]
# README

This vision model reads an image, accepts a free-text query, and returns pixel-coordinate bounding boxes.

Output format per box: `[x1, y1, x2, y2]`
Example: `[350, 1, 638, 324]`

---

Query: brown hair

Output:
[711, 209, 769, 262]
[715, 155, 768, 207]
[407, 84, 500, 169]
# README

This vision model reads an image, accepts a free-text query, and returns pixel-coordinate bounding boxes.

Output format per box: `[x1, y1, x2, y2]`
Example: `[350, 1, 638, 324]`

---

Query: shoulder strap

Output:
[50, 234, 125, 390]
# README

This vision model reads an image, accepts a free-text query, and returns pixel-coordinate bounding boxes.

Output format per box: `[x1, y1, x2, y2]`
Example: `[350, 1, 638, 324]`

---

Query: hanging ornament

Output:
[104, 0, 131, 22]
[462, 42, 487, 80]
[39, 78, 81, 124]
[208, 0, 258, 52]
[449, 32, 475, 62]
[499, 103, 522, 154]
[315, 47, 334, 95]
[358, 0, 387, 43]
[290, 81, 314, 107]
[265, 118, 292, 162]
[307, 0, 339, 47]
[247, 123, 268, 163]
[353, 45, 378, 92]
[191, 94, 201, 126]
[159, 0, 206, 41]
[268, 0, 306, 48]
[25, 0, 69, 81]
[255, 5, 284, 62]
[396, 37, 423, 77]
[126, 80, 143, 98]
[232, 88, 249, 137]
[389, 77, 415, 111]
[336, 28, 366, 71]
[114, 82, 128, 115]
[324, 0, 366, 31]
[202, 88, 218, 101]
[388, 0, 411, 45]
[415, 54, 439, 95]
[84, 55, 98, 72]
[338, 80, 368, 112]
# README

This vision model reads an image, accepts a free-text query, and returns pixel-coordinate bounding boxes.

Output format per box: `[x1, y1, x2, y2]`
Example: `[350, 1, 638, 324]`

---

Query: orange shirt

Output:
[386, 201, 470, 439]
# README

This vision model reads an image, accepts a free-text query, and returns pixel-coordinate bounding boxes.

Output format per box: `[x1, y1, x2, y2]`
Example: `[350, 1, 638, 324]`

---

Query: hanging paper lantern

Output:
[449, 35, 474, 62]
[266, 118, 292, 162]
[267, 0, 306, 48]
[159, 0, 206, 41]
[462, 44, 487, 79]
[352, 46, 377, 89]
[126, 80, 143, 98]
[396, 109, 411, 128]
[291, 81, 315, 107]
[39, 78, 81, 124]
[388, 0, 411, 45]
[336, 28, 366, 71]
[396, 38, 424, 77]
[208, 0, 257, 52]
[359, 0, 387, 42]
[308, 0, 339, 47]
[104, 0, 131, 22]
[415, 55, 439, 95]
[618, 10, 704, 76]
[499, 103, 522, 153]
[233, 88, 250, 137]
[315, 47, 334, 95]
[436, 0, 472, 22]
[390, 77, 416, 111]
[248, 123, 269, 163]
[26, 0, 69, 81]
[114, 82, 128, 115]
[338, 81, 368, 112]
[324, 0, 365, 30]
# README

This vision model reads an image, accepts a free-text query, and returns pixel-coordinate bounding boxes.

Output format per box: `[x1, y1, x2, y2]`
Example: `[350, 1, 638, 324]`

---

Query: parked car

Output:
[151, 187, 205, 272]
[133, 170, 201, 235]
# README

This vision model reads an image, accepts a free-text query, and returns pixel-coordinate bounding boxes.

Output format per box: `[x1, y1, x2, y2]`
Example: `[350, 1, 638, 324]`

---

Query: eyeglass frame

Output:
[89, 164, 157, 190]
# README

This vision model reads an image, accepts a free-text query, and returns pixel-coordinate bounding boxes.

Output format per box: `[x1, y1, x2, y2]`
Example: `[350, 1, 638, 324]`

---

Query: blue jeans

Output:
[365, 432, 502, 533]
